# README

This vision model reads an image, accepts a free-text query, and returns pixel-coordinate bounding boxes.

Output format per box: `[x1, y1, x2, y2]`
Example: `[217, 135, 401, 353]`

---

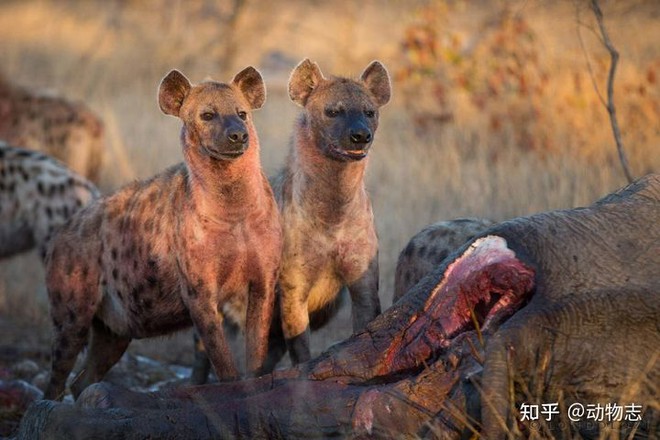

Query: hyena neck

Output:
[291, 123, 370, 224]
[183, 125, 267, 221]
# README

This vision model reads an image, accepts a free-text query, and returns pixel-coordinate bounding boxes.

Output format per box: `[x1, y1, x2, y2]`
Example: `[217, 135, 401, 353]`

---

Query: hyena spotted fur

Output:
[270, 59, 391, 366]
[0, 73, 105, 182]
[393, 218, 494, 302]
[43, 67, 282, 400]
[0, 141, 99, 260]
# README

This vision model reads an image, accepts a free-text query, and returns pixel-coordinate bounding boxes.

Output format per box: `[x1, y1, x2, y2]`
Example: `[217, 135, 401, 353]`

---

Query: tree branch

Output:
[590, 0, 634, 183]
[574, 4, 606, 107]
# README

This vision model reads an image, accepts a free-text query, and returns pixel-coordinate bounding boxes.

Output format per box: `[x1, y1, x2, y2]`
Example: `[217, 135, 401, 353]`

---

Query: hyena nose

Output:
[227, 129, 248, 145]
[350, 129, 372, 144]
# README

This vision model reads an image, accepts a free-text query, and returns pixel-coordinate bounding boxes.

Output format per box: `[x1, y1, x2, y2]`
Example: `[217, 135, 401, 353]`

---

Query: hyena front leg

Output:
[262, 293, 287, 373]
[347, 256, 381, 332]
[245, 272, 278, 376]
[280, 281, 313, 365]
[191, 321, 244, 384]
[185, 284, 239, 381]
[70, 319, 131, 398]
[190, 331, 212, 385]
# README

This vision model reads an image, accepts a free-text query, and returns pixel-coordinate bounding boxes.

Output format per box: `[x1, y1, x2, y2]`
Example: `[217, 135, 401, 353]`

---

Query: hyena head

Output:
[288, 59, 391, 162]
[158, 67, 266, 161]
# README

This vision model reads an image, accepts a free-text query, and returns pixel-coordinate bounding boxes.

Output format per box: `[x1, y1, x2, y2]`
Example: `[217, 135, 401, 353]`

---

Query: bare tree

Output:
[577, 0, 634, 183]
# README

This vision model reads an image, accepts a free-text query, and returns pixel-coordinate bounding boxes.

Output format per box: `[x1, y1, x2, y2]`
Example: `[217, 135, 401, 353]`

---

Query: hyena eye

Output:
[201, 112, 215, 121]
[364, 110, 376, 118]
[237, 110, 247, 121]
[325, 108, 340, 118]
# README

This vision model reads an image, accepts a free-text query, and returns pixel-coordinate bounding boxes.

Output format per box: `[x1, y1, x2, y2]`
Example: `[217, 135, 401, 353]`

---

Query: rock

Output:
[0, 379, 43, 410]
[103, 353, 187, 391]
[10, 360, 40, 382]
[31, 372, 49, 392]
[0, 379, 43, 437]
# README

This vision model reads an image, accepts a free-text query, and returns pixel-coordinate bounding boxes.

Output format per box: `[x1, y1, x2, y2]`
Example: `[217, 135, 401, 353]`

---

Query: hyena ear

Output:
[158, 70, 192, 117]
[360, 61, 391, 108]
[288, 59, 325, 107]
[232, 66, 266, 110]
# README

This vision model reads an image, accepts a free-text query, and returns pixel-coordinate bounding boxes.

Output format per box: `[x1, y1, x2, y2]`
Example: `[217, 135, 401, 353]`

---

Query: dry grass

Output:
[0, 0, 658, 379]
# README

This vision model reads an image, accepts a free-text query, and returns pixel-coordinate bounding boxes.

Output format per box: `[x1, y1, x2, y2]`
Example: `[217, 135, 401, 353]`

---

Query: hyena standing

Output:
[393, 218, 494, 302]
[270, 59, 391, 365]
[0, 141, 99, 260]
[0, 73, 105, 183]
[43, 66, 282, 400]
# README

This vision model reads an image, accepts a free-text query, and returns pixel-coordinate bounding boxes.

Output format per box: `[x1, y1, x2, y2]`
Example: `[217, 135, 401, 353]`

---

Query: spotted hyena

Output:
[0, 141, 99, 260]
[268, 59, 391, 366]
[0, 73, 105, 182]
[393, 218, 494, 302]
[43, 66, 282, 400]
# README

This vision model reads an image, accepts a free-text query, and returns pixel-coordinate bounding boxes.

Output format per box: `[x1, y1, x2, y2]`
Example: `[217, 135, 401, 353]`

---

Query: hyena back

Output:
[43, 67, 282, 400]
[269, 59, 392, 366]
[0, 73, 105, 183]
[393, 218, 494, 302]
[0, 141, 99, 260]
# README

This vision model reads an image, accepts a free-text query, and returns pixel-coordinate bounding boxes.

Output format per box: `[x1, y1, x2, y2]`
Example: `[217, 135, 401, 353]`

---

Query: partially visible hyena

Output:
[269, 59, 391, 366]
[0, 141, 99, 260]
[43, 66, 282, 400]
[0, 73, 105, 182]
[393, 218, 494, 302]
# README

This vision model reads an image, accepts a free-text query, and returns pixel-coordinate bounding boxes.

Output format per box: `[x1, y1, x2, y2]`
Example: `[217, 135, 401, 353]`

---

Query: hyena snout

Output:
[332, 121, 374, 160]
[349, 126, 372, 146]
[227, 128, 248, 145]
[209, 117, 249, 158]
[225, 118, 249, 146]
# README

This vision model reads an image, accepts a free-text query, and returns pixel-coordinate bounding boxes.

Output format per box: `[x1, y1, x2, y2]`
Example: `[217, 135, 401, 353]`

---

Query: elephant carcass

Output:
[17, 174, 660, 439]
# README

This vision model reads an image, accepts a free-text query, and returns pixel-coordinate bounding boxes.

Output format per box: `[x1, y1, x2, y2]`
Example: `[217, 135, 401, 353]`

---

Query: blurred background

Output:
[0, 0, 658, 366]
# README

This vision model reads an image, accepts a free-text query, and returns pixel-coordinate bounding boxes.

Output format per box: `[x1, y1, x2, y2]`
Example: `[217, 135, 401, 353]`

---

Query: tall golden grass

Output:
[0, 0, 658, 366]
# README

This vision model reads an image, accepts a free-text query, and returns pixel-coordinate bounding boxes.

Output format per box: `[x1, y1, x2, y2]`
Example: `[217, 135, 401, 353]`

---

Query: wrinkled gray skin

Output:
[394, 195, 659, 437]
[16, 174, 660, 439]
[475, 175, 659, 438]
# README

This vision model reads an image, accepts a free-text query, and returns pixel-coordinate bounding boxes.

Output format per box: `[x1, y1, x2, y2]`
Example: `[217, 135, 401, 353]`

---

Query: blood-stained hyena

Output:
[0, 141, 99, 260]
[269, 59, 391, 366]
[0, 73, 105, 182]
[393, 218, 494, 302]
[43, 66, 282, 400]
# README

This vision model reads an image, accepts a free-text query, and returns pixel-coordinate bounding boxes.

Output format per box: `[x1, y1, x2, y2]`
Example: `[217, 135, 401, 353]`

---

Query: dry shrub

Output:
[396, 2, 659, 174]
